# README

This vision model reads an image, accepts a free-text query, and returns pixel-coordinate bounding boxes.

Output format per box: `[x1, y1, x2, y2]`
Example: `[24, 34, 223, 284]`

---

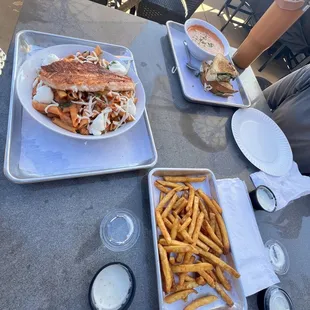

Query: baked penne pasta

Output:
[52, 118, 76, 133]
[31, 46, 137, 136]
[69, 104, 79, 128]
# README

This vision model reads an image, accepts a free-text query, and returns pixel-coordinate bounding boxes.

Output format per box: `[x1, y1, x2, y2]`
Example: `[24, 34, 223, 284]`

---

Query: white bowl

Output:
[16, 44, 146, 140]
[184, 18, 230, 61]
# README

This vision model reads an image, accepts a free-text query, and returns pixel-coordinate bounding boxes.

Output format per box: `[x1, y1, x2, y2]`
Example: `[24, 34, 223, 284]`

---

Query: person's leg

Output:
[263, 64, 310, 110]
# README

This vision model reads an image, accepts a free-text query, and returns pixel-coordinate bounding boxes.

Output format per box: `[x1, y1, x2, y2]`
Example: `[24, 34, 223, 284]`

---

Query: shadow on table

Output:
[157, 35, 237, 154]
[260, 195, 310, 240]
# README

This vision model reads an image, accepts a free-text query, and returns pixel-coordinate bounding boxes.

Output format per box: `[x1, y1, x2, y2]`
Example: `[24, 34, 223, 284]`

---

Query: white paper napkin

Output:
[250, 162, 310, 210]
[216, 178, 279, 297]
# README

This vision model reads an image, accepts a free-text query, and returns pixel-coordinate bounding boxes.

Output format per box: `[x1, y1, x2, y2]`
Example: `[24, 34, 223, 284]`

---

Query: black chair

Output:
[217, 0, 258, 31]
[90, 0, 123, 8]
[90, 0, 108, 5]
[258, 8, 310, 72]
[136, 0, 204, 25]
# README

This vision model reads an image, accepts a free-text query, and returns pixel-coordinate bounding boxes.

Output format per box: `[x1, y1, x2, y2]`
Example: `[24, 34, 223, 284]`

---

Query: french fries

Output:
[156, 188, 178, 213]
[158, 238, 188, 246]
[192, 212, 204, 245]
[190, 251, 195, 264]
[174, 199, 188, 215]
[171, 263, 213, 273]
[170, 217, 179, 240]
[186, 187, 195, 212]
[161, 194, 178, 219]
[208, 270, 218, 282]
[196, 276, 206, 285]
[215, 212, 230, 254]
[155, 181, 170, 193]
[198, 269, 215, 288]
[156, 210, 171, 244]
[198, 198, 210, 221]
[211, 198, 223, 214]
[214, 221, 222, 244]
[157, 180, 182, 188]
[164, 245, 193, 253]
[210, 212, 216, 231]
[174, 281, 199, 292]
[178, 217, 191, 232]
[198, 232, 223, 256]
[185, 275, 195, 282]
[188, 197, 199, 237]
[184, 296, 218, 310]
[197, 189, 222, 215]
[176, 253, 185, 263]
[169, 256, 176, 265]
[163, 176, 206, 183]
[173, 197, 187, 210]
[196, 239, 210, 252]
[179, 251, 193, 286]
[215, 266, 231, 291]
[164, 289, 197, 304]
[215, 283, 234, 307]
[153, 175, 238, 308]
[158, 244, 173, 293]
[204, 220, 223, 248]
[199, 250, 240, 278]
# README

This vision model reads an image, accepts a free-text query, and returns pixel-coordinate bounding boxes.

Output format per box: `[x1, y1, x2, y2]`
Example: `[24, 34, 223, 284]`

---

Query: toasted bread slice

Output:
[200, 61, 237, 97]
[205, 54, 238, 82]
[207, 81, 238, 97]
[39, 60, 135, 92]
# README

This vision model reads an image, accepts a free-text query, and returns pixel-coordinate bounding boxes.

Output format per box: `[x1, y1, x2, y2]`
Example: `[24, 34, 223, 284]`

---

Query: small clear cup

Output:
[265, 239, 290, 275]
[100, 209, 140, 252]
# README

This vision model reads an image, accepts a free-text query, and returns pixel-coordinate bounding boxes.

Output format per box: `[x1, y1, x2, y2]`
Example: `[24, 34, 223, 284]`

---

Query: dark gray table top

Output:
[1, 0, 310, 309]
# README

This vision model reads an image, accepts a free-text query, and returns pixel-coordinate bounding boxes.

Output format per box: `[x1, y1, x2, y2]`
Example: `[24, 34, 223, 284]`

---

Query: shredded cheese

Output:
[44, 100, 59, 113]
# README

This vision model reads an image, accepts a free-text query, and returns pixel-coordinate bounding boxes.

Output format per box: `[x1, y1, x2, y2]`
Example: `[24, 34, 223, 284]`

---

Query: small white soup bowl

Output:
[184, 18, 230, 61]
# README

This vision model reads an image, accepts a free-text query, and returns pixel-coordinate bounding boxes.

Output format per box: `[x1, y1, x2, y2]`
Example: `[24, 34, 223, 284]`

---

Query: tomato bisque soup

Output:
[188, 25, 224, 55]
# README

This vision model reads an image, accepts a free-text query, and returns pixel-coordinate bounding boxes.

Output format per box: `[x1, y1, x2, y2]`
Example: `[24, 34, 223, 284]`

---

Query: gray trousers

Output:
[263, 65, 310, 175]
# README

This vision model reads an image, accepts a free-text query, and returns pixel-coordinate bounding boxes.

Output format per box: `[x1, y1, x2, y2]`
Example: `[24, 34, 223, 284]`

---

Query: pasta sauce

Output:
[188, 25, 224, 55]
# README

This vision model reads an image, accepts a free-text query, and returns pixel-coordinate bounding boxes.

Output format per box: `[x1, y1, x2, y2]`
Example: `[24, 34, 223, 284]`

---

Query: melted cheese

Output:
[124, 98, 136, 116]
[108, 61, 129, 76]
[42, 54, 60, 66]
[89, 107, 112, 135]
[33, 85, 54, 104]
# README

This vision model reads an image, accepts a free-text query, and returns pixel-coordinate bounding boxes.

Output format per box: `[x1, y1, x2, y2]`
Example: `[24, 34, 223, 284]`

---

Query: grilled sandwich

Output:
[201, 61, 237, 97]
[205, 54, 238, 82]
[39, 60, 135, 92]
[204, 80, 237, 97]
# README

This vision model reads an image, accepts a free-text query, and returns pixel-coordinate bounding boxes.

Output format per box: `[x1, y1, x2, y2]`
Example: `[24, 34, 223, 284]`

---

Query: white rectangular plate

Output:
[166, 21, 251, 108]
[148, 168, 248, 310]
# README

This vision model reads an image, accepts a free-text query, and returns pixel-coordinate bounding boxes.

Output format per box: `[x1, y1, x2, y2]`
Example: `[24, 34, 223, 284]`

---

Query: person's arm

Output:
[263, 64, 310, 110]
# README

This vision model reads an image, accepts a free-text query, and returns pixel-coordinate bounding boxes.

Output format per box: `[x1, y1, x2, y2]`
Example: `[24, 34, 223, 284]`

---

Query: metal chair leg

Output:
[218, 0, 232, 16]
[258, 44, 286, 72]
[220, 1, 245, 32]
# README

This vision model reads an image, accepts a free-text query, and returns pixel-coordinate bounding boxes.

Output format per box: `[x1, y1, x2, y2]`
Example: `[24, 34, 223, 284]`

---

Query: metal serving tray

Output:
[4, 30, 157, 183]
[166, 21, 251, 109]
[148, 168, 247, 310]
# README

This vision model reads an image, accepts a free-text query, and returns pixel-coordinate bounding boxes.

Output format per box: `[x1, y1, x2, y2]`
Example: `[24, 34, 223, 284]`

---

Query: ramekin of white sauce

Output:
[257, 285, 294, 310]
[89, 263, 135, 310]
[250, 186, 277, 212]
